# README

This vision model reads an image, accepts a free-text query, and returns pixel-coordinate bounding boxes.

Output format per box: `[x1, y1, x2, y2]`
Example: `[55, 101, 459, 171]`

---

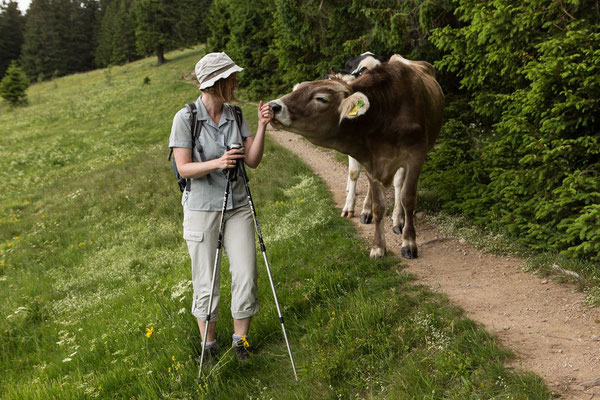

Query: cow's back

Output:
[351, 57, 444, 152]
[400, 59, 445, 150]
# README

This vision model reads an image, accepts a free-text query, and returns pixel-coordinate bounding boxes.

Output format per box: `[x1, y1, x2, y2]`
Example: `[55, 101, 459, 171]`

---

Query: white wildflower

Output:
[171, 280, 191, 301]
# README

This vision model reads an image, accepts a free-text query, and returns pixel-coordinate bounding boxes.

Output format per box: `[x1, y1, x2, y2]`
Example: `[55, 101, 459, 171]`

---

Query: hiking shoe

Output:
[201, 345, 218, 365]
[232, 337, 251, 360]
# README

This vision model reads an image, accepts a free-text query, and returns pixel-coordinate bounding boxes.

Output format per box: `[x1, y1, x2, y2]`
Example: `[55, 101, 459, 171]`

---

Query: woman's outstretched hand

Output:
[258, 100, 273, 127]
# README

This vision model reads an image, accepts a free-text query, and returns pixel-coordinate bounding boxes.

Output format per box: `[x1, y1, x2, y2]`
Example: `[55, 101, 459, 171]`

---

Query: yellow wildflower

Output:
[7, 242, 12, 248]
[171, 355, 175, 361]
[145, 326, 154, 338]
[79, 242, 85, 247]
[241, 337, 250, 348]
[331, 310, 335, 316]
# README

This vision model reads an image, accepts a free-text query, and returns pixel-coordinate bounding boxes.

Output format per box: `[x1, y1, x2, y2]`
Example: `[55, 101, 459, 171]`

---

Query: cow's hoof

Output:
[341, 209, 354, 218]
[393, 225, 402, 234]
[401, 246, 418, 259]
[370, 247, 385, 258]
[361, 213, 373, 224]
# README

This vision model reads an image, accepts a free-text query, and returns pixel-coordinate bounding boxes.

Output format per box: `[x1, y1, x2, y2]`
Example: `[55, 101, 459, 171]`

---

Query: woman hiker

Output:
[169, 52, 273, 361]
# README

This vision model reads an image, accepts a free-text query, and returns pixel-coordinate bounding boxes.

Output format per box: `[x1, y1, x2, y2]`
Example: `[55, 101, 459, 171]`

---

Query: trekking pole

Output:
[198, 172, 233, 381]
[231, 143, 299, 382]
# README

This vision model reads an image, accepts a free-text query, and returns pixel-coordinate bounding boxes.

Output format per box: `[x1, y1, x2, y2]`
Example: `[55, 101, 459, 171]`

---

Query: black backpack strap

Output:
[184, 103, 212, 189]
[183, 103, 197, 192]
[232, 105, 244, 136]
[169, 105, 194, 192]
[185, 103, 200, 145]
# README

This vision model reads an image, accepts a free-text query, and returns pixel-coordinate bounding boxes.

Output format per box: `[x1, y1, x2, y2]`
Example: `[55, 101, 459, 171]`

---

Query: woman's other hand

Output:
[258, 101, 273, 127]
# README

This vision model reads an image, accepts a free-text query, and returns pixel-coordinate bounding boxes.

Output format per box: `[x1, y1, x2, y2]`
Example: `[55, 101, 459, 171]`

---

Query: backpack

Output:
[168, 103, 245, 192]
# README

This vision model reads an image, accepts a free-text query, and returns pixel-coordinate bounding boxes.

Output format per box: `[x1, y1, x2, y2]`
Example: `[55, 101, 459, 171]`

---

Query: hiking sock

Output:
[232, 334, 247, 344]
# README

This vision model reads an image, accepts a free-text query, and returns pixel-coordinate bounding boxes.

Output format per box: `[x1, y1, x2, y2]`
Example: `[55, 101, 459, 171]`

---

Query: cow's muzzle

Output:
[268, 100, 290, 126]
[269, 101, 282, 114]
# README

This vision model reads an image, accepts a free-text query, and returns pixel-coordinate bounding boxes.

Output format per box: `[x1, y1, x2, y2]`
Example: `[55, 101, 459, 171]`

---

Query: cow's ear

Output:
[339, 92, 370, 123]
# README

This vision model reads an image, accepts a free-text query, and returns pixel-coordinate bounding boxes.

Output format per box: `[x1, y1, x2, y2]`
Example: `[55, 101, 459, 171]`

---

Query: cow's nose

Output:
[269, 102, 282, 114]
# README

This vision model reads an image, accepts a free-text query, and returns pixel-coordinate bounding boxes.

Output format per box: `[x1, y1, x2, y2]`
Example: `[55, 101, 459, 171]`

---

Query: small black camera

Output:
[228, 143, 243, 151]
[226, 143, 244, 181]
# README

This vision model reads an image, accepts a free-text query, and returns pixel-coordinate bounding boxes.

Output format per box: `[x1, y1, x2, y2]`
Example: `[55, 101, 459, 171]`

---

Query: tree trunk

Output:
[156, 45, 167, 66]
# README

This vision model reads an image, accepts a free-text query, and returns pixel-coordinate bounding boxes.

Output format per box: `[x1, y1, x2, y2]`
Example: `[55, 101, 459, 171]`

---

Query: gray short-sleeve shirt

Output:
[169, 96, 252, 211]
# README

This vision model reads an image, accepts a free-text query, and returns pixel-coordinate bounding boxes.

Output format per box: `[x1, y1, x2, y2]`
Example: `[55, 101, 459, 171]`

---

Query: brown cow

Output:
[268, 55, 444, 259]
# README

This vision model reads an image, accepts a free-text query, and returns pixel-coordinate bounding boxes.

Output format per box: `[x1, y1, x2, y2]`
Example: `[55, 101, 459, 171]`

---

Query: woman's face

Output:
[224, 74, 238, 101]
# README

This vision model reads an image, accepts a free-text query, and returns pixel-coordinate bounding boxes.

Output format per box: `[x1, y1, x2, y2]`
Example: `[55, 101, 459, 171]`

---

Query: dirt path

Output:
[269, 128, 600, 399]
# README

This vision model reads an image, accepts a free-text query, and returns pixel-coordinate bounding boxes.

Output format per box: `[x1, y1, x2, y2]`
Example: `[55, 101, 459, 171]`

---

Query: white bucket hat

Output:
[195, 52, 243, 90]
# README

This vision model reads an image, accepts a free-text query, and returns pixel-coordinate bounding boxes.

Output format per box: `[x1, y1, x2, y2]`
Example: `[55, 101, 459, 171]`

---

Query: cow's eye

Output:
[315, 96, 329, 103]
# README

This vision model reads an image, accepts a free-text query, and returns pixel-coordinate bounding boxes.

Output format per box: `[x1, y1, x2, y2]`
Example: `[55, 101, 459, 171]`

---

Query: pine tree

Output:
[0, 0, 25, 78]
[205, 0, 230, 52]
[182, 0, 212, 43]
[205, 0, 282, 99]
[95, 0, 138, 67]
[110, 0, 137, 64]
[94, 0, 117, 66]
[135, 0, 177, 65]
[20, 0, 98, 80]
[135, 0, 204, 66]
[51, 0, 98, 75]
[20, 0, 60, 80]
[0, 60, 30, 105]
[67, 0, 98, 73]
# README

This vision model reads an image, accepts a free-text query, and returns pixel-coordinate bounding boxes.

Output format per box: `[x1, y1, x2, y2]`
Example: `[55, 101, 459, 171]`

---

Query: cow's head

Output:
[268, 79, 370, 140]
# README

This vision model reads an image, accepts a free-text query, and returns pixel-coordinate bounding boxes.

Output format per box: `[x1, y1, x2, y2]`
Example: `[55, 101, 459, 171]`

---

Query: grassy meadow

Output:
[0, 46, 551, 399]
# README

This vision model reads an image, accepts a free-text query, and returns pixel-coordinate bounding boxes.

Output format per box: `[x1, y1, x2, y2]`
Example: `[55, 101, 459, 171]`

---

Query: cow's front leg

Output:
[391, 167, 405, 234]
[360, 182, 373, 224]
[367, 176, 386, 258]
[400, 160, 424, 259]
[342, 157, 361, 218]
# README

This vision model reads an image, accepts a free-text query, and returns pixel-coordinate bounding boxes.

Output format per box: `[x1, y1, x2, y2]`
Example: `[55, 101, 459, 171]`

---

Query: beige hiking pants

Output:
[183, 203, 259, 321]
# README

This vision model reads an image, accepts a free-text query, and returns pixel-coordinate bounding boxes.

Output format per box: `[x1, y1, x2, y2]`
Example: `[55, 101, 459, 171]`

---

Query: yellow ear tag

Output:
[348, 99, 364, 117]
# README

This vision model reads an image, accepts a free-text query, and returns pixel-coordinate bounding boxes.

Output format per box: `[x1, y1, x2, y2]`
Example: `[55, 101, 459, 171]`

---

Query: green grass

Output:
[1, 46, 551, 399]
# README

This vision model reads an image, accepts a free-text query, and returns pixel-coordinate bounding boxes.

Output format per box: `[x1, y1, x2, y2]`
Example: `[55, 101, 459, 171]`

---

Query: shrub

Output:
[0, 61, 30, 106]
[428, 0, 600, 262]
